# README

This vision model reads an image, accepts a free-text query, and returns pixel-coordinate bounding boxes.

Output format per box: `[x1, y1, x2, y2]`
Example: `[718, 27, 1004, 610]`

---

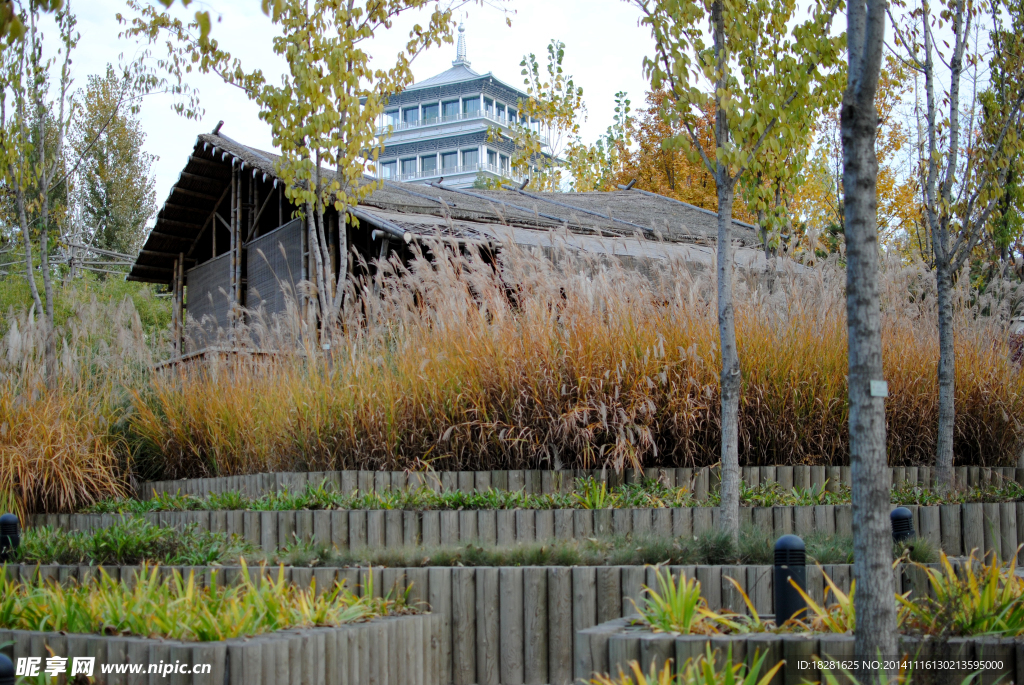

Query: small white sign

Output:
[870, 380, 889, 398]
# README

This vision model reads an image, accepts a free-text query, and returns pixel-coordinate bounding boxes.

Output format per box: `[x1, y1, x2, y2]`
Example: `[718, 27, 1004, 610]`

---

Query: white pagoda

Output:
[375, 23, 541, 188]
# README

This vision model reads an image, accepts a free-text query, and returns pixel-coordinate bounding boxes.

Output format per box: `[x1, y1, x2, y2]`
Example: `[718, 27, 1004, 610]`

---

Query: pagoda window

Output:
[402, 107, 419, 124]
[421, 154, 438, 173]
[442, 100, 460, 119]
[484, 97, 494, 116]
[496, 103, 506, 120]
[441, 151, 459, 170]
[380, 161, 397, 179]
[422, 103, 439, 122]
[463, 97, 481, 115]
[487, 149, 497, 167]
[462, 148, 479, 167]
[385, 110, 400, 128]
[499, 154, 509, 171]
[508, 107, 517, 122]
[400, 158, 417, 177]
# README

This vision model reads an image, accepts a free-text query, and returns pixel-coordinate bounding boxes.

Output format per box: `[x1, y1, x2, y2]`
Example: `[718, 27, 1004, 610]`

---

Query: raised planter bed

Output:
[31, 502, 1024, 560]
[3, 563, 943, 685]
[576, 619, 1023, 685]
[0, 613, 440, 685]
[140, 465, 1024, 501]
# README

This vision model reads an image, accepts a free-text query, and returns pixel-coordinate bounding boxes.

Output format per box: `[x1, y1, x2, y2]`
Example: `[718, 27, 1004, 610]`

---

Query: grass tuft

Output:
[0, 562, 403, 641]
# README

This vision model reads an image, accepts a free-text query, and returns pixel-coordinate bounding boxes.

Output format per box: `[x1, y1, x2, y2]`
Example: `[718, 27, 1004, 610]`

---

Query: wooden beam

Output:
[187, 184, 232, 259]
[156, 218, 203, 230]
[180, 170, 228, 184]
[170, 187, 219, 202]
[149, 231, 193, 242]
[245, 184, 276, 242]
[163, 203, 211, 215]
[187, 156, 230, 173]
[140, 249, 197, 261]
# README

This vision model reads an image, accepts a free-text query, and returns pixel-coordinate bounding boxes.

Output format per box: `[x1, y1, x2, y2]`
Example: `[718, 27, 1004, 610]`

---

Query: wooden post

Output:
[171, 258, 179, 356]
[451, 568, 476, 685]
[523, 567, 549, 685]
[236, 171, 244, 310]
[251, 176, 258, 240]
[499, 567, 525, 685]
[230, 166, 238, 333]
[475, 567, 500, 685]
[177, 252, 184, 354]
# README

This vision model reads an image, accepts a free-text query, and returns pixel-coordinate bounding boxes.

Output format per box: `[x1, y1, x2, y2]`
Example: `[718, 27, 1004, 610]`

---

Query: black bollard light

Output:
[891, 507, 915, 543]
[0, 514, 19, 563]
[0, 652, 13, 685]
[773, 534, 806, 626]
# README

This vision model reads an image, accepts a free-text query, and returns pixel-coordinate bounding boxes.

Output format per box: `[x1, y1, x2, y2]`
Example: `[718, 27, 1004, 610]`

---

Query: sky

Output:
[69, 0, 659, 223]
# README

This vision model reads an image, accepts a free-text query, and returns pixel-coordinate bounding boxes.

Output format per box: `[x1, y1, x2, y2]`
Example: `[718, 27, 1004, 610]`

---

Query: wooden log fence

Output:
[578, 620, 1024, 685]
[1, 563, 941, 685]
[139, 466, 1024, 501]
[31, 502, 1024, 561]
[0, 613, 440, 685]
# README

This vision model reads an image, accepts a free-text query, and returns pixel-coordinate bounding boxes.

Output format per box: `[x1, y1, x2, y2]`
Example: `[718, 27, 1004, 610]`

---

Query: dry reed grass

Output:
[128, 244, 1024, 479]
[0, 297, 152, 517]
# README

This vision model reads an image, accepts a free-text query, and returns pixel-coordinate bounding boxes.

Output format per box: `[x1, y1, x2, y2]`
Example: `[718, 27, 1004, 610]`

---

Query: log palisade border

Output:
[577, 619, 1024, 685]
[12, 464, 1023, 685]
[31, 501, 1024, 560]
[139, 466, 1024, 501]
[2, 563, 942, 685]
[0, 613, 441, 685]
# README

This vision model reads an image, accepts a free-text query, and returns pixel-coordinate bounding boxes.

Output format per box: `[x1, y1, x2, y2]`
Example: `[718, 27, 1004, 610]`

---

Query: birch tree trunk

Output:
[15, 184, 44, 316]
[842, 0, 897, 674]
[36, 101, 56, 387]
[39, 213, 56, 384]
[306, 202, 330, 323]
[331, 207, 348, 315]
[934, 262, 956, 488]
[716, 179, 741, 542]
[707, 0, 742, 542]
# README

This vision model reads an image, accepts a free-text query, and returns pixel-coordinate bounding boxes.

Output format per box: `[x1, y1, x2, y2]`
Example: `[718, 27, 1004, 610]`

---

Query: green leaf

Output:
[195, 11, 211, 40]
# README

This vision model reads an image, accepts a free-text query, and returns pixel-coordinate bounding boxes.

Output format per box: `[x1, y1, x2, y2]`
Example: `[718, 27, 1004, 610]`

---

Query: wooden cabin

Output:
[129, 128, 767, 356]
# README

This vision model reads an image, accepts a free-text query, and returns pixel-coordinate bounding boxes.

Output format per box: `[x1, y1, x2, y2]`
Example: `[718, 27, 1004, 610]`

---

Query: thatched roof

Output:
[129, 132, 285, 283]
[359, 182, 759, 247]
[130, 130, 767, 283]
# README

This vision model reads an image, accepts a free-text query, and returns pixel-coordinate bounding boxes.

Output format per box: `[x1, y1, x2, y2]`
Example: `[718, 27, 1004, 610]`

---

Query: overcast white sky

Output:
[69, 0, 657, 222]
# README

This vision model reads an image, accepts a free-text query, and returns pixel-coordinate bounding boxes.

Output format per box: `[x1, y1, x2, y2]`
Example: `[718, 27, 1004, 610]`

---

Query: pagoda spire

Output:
[452, 21, 470, 67]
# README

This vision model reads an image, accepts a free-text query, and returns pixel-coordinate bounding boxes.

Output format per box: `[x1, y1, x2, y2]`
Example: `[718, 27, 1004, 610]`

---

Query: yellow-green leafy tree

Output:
[563, 90, 633, 192]
[74, 65, 158, 259]
[122, 0, 474, 333]
[889, 0, 1024, 488]
[631, 0, 845, 540]
[485, 39, 586, 191]
[610, 91, 755, 220]
[794, 61, 920, 256]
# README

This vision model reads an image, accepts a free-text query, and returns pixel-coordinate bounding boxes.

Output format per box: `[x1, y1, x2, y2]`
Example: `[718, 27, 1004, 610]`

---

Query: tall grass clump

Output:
[131, 246, 1024, 479]
[0, 295, 156, 517]
[3, 246, 1023, 513]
